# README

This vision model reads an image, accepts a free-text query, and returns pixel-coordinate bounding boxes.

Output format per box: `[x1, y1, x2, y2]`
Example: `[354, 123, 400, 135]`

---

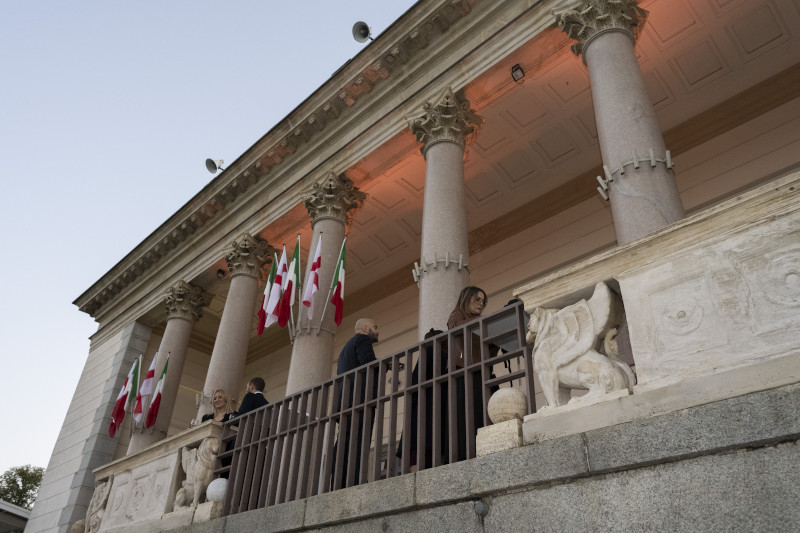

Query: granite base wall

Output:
[169, 381, 800, 533]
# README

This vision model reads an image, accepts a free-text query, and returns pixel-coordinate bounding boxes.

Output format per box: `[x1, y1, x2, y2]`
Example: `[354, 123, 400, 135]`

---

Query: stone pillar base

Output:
[193, 501, 223, 523]
[476, 418, 523, 457]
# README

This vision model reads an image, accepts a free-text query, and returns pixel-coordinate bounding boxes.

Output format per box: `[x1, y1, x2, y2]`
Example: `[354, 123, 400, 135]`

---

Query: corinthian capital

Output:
[224, 233, 272, 279]
[303, 172, 366, 225]
[409, 87, 483, 156]
[556, 0, 648, 58]
[164, 281, 210, 322]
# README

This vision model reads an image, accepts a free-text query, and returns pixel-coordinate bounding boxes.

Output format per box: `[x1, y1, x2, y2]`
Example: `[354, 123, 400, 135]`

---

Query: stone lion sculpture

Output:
[526, 282, 636, 409]
[174, 437, 220, 508]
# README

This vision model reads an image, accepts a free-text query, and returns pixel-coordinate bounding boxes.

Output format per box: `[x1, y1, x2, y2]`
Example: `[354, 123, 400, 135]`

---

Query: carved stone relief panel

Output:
[619, 208, 800, 391]
[99, 450, 181, 531]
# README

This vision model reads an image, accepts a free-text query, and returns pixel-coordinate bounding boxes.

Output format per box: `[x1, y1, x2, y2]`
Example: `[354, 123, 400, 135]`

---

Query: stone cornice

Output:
[555, 0, 648, 59]
[74, 0, 481, 319]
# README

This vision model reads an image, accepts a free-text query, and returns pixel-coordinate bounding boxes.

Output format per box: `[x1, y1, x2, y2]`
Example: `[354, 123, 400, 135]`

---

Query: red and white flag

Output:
[145, 355, 169, 428]
[302, 236, 322, 319]
[330, 237, 347, 326]
[264, 246, 288, 329]
[277, 237, 301, 328]
[132, 355, 157, 424]
[257, 258, 278, 336]
[109, 357, 140, 437]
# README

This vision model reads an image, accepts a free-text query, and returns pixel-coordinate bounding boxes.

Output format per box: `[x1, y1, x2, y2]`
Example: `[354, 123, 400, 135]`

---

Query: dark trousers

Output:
[331, 408, 375, 490]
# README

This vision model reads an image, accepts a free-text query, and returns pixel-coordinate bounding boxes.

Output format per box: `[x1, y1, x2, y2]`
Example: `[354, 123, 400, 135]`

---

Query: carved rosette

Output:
[556, 0, 648, 58]
[224, 233, 272, 280]
[164, 281, 210, 322]
[303, 172, 366, 225]
[409, 87, 483, 156]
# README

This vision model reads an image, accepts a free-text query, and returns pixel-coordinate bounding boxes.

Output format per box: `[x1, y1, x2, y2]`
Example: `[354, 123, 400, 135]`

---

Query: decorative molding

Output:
[75, 1, 480, 319]
[164, 281, 210, 323]
[556, 0, 648, 58]
[303, 172, 367, 226]
[224, 233, 273, 280]
[409, 87, 484, 155]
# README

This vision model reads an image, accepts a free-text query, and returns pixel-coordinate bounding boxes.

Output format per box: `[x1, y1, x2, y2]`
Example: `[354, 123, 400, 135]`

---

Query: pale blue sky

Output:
[0, 1, 414, 475]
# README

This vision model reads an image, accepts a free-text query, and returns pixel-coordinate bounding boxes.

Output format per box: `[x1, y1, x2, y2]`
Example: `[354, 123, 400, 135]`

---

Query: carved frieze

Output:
[224, 233, 272, 280]
[164, 281, 210, 322]
[409, 87, 483, 155]
[303, 172, 366, 225]
[556, 0, 648, 58]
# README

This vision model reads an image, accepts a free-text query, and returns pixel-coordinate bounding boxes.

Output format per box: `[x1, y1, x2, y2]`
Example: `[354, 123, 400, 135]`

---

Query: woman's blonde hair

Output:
[455, 286, 488, 317]
[212, 389, 236, 415]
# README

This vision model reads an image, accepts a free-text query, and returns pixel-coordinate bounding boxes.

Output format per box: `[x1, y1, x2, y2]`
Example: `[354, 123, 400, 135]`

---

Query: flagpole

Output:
[129, 354, 142, 436]
[292, 234, 302, 335]
[316, 234, 346, 334]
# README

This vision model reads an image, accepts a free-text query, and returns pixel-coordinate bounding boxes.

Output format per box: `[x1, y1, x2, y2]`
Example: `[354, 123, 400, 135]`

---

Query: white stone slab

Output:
[476, 419, 523, 456]
[99, 449, 181, 531]
[522, 351, 800, 444]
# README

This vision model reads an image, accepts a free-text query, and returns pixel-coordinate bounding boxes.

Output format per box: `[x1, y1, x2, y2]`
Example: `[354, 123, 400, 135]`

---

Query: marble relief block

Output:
[99, 449, 181, 531]
[619, 213, 800, 391]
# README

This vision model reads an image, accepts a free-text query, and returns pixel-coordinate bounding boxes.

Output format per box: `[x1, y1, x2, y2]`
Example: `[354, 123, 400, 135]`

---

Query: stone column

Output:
[198, 233, 271, 418]
[410, 87, 483, 338]
[557, 0, 685, 245]
[128, 281, 209, 454]
[285, 172, 366, 395]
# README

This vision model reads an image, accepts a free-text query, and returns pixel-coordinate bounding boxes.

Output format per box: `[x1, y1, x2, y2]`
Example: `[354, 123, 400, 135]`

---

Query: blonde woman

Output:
[201, 389, 237, 423]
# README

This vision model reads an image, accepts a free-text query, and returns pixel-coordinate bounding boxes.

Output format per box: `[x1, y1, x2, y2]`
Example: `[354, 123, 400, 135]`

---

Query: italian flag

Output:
[302, 236, 322, 319]
[257, 258, 278, 336]
[277, 237, 301, 328]
[264, 247, 288, 329]
[132, 356, 157, 424]
[330, 237, 346, 326]
[145, 355, 169, 428]
[109, 357, 140, 437]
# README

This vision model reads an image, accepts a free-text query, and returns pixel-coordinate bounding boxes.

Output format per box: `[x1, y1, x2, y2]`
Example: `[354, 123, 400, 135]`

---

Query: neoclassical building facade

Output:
[27, 0, 800, 531]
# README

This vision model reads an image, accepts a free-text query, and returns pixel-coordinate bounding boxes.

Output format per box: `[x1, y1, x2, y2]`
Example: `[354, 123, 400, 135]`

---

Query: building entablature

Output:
[73, 0, 573, 321]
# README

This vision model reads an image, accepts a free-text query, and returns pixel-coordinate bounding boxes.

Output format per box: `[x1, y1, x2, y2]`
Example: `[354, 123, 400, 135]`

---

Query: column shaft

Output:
[557, 0, 685, 245]
[586, 32, 684, 244]
[285, 218, 345, 394]
[128, 280, 208, 454]
[418, 141, 470, 336]
[127, 318, 192, 453]
[285, 172, 365, 395]
[198, 233, 270, 417]
[410, 87, 483, 339]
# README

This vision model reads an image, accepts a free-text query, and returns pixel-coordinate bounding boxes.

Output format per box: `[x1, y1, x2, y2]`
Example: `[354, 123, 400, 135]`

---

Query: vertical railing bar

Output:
[257, 405, 279, 508]
[372, 359, 388, 482]
[266, 401, 289, 507]
[246, 410, 266, 511]
[285, 391, 310, 501]
[432, 337, 442, 468]
[358, 361, 376, 485]
[298, 387, 319, 499]
[386, 352, 399, 479]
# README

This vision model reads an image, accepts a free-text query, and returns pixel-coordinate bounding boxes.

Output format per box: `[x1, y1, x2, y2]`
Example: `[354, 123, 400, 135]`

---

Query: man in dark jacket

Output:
[237, 376, 268, 417]
[332, 318, 379, 489]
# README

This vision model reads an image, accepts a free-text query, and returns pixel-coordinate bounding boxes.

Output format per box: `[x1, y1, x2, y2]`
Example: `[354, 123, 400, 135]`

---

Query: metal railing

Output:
[218, 302, 535, 516]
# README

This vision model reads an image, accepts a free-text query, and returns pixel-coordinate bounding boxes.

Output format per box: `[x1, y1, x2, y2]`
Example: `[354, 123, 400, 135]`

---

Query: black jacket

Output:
[336, 333, 378, 410]
[237, 391, 268, 417]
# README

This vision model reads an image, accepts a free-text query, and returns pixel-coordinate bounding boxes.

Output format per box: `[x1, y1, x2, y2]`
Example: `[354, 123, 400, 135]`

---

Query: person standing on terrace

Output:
[447, 286, 492, 460]
[236, 376, 268, 417]
[332, 318, 380, 489]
